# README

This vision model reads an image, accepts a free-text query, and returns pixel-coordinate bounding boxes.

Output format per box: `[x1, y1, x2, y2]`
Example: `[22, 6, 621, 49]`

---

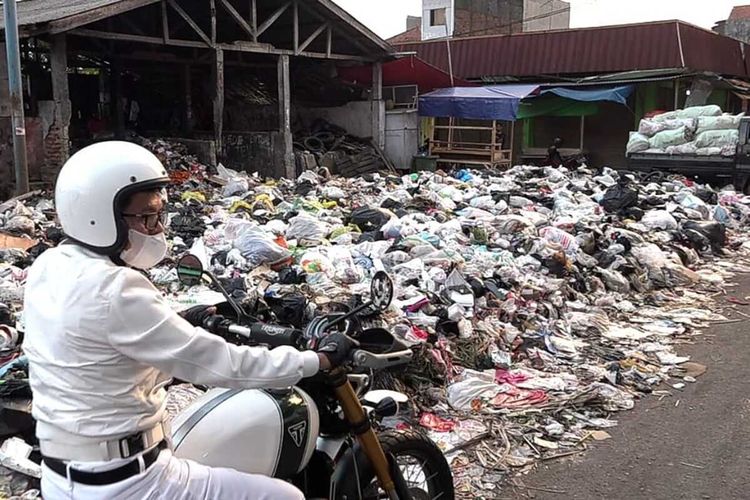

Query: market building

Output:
[392, 20, 750, 168]
[0, 0, 394, 197]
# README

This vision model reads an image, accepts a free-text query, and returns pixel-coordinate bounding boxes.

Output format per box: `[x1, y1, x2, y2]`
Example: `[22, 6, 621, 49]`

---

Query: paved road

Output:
[508, 274, 750, 500]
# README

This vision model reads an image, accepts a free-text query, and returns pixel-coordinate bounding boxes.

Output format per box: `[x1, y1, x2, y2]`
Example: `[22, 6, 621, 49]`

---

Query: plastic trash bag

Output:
[682, 221, 727, 248]
[665, 142, 698, 155]
[626, 132, 650, 154]
[447, 372, 502, 410]
[539, 227, 579, 255]
[321, 186, 346, 200]
[350, 207, 394, 233]
[600, 181, 638, 213]
[641, 210, 678, 231]
[325, 246, 362, 284]
[232, 226, 291, 267]
[598, 268, 630, 293]
[695, 129, 739, 149]
[638, 118, 696, 137]
[653, 105, 721, 122]
[695, 114, 743, 135]
[649, 127, 690, 149]
[286, 213, 327, 244]
[265, 288, 308, 328]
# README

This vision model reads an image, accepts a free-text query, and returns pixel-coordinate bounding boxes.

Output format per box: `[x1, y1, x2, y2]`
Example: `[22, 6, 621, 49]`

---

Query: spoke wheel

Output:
[361, 429, 454, 500]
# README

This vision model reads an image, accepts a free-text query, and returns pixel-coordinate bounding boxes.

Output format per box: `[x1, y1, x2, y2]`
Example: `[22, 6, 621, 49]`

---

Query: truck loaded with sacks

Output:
[625, 105, 750, 193]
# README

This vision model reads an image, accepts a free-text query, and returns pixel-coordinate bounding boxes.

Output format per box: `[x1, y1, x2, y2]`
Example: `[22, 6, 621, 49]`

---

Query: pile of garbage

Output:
[0, 138, 750, 496]
[626, 105, 743, 156]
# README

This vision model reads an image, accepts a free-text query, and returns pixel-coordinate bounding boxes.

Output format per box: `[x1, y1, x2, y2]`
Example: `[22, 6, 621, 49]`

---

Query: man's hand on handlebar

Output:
[316, 332, 359, 371]
[180, 305, 218, 327]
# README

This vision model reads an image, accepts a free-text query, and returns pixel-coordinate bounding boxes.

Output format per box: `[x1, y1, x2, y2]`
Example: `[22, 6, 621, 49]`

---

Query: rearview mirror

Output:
[176, 254, 205, 287]
[370, 271, 393, 311]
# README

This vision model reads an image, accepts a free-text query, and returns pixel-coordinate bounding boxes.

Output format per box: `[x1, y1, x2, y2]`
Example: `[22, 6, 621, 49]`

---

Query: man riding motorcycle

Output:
[23, 141, 355, 499]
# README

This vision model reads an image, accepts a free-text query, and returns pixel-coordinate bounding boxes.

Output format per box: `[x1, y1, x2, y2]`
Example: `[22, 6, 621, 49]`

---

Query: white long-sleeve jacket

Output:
[22, 244, 319, 444]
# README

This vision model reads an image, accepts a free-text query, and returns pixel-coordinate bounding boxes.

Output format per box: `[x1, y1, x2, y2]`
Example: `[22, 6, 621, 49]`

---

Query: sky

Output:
[332, 0, 748, 39]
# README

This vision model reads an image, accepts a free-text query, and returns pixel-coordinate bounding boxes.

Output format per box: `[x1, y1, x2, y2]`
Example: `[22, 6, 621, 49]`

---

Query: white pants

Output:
[41, 449, 305, 500]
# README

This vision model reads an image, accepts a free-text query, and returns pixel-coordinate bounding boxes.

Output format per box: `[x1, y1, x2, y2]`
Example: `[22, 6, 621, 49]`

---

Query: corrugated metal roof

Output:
[395, 20, 749, 79]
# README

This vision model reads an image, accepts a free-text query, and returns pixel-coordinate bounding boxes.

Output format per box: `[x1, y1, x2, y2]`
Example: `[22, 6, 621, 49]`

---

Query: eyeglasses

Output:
[122, 210, 168, 231]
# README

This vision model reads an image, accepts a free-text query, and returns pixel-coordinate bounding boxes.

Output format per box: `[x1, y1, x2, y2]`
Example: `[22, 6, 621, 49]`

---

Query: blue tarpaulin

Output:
[419, 84, 635, 120]
[541, 85, 635, 105]
[419, 84, 540, 121]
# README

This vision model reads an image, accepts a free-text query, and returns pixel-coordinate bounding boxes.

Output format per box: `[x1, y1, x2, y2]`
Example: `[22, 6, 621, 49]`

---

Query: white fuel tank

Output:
[170, 387, 319, 478]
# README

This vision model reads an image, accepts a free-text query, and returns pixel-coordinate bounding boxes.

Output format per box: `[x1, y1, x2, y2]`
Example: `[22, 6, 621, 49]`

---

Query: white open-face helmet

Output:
[55, 141, 170, 255]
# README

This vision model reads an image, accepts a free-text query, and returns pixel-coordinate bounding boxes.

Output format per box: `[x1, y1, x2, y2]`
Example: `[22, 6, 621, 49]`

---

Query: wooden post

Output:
[579, 116, 585, 150]
[161, 0, 169, 43]
[277, 54, 294, 178]
[371, 61, 384, 149]
[183, 64, 193, 133]
[510, 120, 515, 165]
[210, 0, 217, 44]
[212, 48, 224, 154]
[111, 57, 125, 137]
[292, 1, 299, 54]
[448, 117, 454, 149]
[50, 34, 71, 167]
[250, 0, 257, 41]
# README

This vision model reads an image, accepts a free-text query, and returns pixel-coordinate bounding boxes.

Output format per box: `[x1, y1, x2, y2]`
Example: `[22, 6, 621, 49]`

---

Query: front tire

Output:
[362, 429, 454, 500]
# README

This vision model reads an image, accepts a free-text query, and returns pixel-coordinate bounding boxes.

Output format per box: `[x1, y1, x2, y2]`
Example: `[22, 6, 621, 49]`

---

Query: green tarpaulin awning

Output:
[517, 95, 599, 119]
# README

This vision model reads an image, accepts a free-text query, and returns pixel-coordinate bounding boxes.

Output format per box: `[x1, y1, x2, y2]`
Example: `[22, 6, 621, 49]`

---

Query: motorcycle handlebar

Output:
[203, 315, 414, 370]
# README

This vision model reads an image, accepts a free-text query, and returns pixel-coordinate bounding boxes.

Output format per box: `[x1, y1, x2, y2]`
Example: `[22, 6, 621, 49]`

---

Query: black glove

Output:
[179, 305, 217, 327]
[316, 332, 359, 367]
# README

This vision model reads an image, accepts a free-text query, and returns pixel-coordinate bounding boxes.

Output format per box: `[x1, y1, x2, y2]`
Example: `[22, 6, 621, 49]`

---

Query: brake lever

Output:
[350, 349, 414, 370]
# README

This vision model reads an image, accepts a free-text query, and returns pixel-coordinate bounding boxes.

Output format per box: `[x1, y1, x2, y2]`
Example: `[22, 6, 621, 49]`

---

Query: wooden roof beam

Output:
[167, 0, 212, 47]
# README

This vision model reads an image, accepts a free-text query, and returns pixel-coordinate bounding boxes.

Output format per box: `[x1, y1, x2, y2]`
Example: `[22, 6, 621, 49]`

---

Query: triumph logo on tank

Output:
[288, 422, 307, 447]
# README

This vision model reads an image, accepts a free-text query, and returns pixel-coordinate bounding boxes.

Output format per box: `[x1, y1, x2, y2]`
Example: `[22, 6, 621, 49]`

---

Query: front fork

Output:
[329, 370, 399, 500]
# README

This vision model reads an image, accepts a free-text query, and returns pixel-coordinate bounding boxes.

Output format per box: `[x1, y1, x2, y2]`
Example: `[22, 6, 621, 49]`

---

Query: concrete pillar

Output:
[371, 61, 385, 150]
[277, 54, 294, 178]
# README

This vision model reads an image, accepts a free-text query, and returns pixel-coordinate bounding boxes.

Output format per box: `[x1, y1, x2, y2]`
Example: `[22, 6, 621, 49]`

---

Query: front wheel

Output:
[362, 429, 454, 500]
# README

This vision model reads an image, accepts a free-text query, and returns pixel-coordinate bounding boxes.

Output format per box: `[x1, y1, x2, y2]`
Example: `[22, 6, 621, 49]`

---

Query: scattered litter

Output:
[0, 136, 748, 496]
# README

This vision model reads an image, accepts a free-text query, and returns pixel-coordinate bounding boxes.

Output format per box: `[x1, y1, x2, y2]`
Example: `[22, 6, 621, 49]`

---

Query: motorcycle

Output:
[172, 255, 455, 500]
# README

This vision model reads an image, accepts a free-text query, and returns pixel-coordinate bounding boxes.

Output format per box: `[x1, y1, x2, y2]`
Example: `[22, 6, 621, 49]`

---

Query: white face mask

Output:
[120, 229, 168, 270]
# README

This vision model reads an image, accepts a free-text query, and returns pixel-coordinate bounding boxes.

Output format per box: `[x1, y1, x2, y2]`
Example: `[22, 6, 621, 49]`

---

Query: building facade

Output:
[715, 5, 750, 44]
[418, 0, 570, 41]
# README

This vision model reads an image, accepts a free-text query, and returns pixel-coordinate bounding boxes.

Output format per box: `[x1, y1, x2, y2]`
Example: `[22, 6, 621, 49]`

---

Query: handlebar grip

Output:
[202, 316, 301, 349]
[228, 323, 302, 349]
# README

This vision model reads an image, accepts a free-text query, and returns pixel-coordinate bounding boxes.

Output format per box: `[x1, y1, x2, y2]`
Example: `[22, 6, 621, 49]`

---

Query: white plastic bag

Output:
[641, 210, 678, 231]
[232, 226, 290, 267]
[695, 114, 743, 135]
[638, 118, 696, 137]
[286, 213, 327, 244]
[665, 142, 698, 155]
[695, 129, 739, 149]
[650, 127, 689, 149]
[653, 105, 722, 122]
